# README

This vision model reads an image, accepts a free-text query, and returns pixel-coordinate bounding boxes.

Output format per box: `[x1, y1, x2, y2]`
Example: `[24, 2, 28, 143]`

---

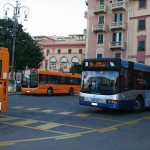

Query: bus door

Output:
[0, 48, 9, 113]
[145, 90, 150, 107]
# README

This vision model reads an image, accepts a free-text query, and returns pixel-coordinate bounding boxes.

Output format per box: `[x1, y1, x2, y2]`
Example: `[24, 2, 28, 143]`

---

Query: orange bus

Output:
[21, 69, 81, 95]
[0, 48, 9, 113]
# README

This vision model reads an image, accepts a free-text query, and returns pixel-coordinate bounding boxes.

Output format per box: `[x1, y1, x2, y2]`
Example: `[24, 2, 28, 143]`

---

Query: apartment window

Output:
[115, 13, 122, 22]
[99, 16, 104, 24]
[113, 32, 122, 42]
[97, 34, 103, 44]
[138, 20, 145, 30]
[46, 49, 50, 56]
[99, 0, 104, 5]
[115, 53, 121, 58]
[68, 49, 72, 54]
[97, 54, 102, 58]
[138, 40, 145, 51]
[139, 0, 146, 8]
[58, 49, 61, 54]
[60, 57, 67, 70]
[50, 57, 57, 70]
[60, 57, 67, 63]
[72, 57, 79, 64]
[79, 49, 82, 54]
[79, 36, 84, 39]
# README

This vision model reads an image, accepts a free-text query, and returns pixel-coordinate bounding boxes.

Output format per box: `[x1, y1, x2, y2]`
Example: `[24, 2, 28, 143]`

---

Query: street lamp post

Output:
[3, 1, 29, 79]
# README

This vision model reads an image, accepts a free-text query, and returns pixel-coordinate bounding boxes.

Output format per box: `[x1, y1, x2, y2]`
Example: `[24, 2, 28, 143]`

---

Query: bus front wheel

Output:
[69, 88, 74, 96]
[47, 88, 53, 96]
[133, 96, 144, 112]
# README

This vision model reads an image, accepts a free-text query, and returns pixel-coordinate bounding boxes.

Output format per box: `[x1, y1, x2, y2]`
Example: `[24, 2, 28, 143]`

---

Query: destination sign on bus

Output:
[85, 61, 116, 68]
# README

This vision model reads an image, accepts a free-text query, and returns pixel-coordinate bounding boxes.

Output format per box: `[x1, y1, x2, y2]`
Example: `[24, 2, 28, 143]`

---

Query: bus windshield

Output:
[81, 70, 119, 94]
[22, 70, 38, 88]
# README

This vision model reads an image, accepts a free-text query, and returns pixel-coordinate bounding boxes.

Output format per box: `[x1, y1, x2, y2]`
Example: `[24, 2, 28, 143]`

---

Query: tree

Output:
[70, 64, 82, 74]
[0, 19, 44, 71]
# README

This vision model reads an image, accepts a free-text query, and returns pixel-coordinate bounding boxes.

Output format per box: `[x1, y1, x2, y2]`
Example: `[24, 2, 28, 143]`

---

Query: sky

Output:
[0, 0, 87, 36]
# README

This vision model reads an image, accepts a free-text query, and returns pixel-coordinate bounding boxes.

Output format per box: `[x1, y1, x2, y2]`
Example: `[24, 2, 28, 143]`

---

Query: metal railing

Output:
[92, 24, 108, 32]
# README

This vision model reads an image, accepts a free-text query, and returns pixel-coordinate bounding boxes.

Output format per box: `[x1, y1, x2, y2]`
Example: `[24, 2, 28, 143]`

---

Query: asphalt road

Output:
[0, 94, 150, 150]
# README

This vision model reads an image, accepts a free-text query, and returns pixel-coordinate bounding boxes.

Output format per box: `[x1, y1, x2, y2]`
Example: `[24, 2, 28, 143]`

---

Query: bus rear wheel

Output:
[47, 88, 53, 96]
[69, 88, 74, 96]
[133, 96, 144, 112]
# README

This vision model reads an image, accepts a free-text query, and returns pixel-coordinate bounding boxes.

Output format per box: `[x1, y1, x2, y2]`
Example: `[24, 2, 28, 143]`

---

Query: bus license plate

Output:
[91, 103, 98, 106]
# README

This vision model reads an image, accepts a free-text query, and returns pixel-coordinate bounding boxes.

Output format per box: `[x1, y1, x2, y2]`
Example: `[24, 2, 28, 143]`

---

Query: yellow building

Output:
[34, 34, 86, 72]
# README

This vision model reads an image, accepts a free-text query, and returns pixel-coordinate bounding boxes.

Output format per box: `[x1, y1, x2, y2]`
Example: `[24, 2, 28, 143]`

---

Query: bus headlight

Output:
[106, 99, 118, 104]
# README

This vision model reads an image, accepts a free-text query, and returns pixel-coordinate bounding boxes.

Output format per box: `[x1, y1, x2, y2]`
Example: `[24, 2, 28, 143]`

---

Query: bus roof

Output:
[27, 69, 81, 78]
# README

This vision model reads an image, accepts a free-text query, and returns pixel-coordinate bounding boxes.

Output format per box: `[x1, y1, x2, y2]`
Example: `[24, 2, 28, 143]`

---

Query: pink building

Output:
[85, 0, 150, 65]
[128, 0, 150, 65]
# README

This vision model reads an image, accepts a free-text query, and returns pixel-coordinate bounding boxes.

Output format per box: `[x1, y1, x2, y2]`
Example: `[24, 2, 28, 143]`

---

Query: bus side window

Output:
[120, 69, 128, 92]
[47, 75, 51, 84]
[39, 74, 47, 84]
[0, 60, 2, 78]
[60, 76, 66, 84]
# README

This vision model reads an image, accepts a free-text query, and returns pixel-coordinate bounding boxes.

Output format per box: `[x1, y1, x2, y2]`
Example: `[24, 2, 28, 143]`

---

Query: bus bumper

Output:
[79, 99, 135, 110]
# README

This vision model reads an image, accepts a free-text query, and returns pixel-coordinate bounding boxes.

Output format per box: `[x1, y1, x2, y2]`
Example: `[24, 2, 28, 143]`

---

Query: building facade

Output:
[85, 0, 150, 65]
[34, 34, 86, 72]
[128, 0, 150, 64]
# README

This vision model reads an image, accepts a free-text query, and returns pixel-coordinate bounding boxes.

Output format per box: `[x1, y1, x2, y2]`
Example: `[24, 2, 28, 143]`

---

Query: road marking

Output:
[98, 127, 118, 132]
[75, 113, 90, 117]
[55, 134, 81, 140]
[35, 123, 61, 130]
[0, 115, 150, 146]
[11, 106, 25, 109]
[41, 109, 55, 113]
[0, 117, 17, 121]
[13, 120, 39, 126]
[57, 111, 72, 115]
[127, 120, 138, 125]
[145, 116, 150, 119]
[0, 142, 16, 147]
[3, 121, 68, 135]
[24, 108, 40, 111]
[11, 106, 125, 123]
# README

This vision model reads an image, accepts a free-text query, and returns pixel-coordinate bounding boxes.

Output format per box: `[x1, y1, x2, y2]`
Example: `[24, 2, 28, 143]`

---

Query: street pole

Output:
[3, 1, 29, 80]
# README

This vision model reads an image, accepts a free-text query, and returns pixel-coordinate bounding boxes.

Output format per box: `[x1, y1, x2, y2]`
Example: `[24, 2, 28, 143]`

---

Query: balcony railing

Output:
[110, 21, 127, 30]
[93, 5, 107, 14]
[109, 42, 125, 50]
[92, 24, 108, 32]
[110, 1, 127, 10]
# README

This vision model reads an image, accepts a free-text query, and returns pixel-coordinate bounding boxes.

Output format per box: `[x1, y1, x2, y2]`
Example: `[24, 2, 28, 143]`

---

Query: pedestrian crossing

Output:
[0, 115, 93, 136]
[11, 106, 88, 117]
[10, 106, 126, 123]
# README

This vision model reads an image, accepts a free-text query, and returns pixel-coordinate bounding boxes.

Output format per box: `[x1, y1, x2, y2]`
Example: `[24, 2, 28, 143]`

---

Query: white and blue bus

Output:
[79, 58, 150, 112]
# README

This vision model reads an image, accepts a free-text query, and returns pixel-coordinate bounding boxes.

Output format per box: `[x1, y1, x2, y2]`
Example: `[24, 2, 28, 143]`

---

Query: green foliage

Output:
[70, 64, 82, 74]
[0, 19, 45, 71]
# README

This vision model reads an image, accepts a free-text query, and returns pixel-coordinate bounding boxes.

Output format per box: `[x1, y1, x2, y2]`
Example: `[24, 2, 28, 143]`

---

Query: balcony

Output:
[109, 41, 125, 50]
[93, 5, 107, 14]
[92, 24, 108, 32]
[110, 1, 127, 11]
[110, 21, 127, 30]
